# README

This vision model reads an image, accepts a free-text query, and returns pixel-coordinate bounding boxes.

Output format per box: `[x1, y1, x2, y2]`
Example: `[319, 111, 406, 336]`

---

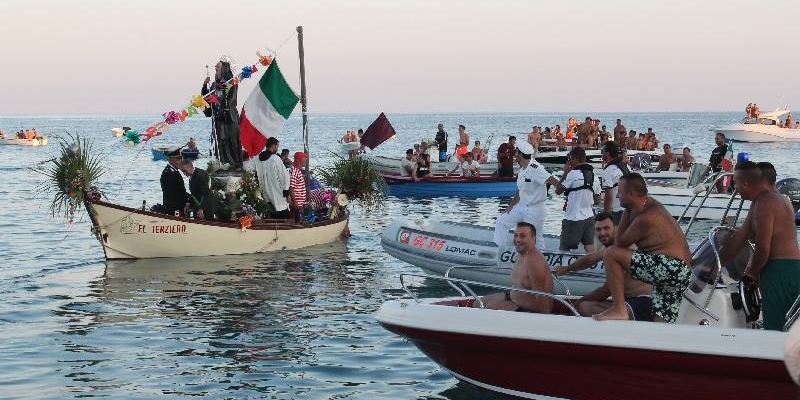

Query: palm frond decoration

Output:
[315, 154, 387, 209]
[36, 132, 106, 221]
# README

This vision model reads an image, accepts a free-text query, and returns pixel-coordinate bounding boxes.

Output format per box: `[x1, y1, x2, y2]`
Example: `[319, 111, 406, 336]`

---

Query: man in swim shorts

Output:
[476, 222, 554, 313]
[594, 173, 693, 323]
[721, 161, 800, 330]
[555, 211, 653, 321]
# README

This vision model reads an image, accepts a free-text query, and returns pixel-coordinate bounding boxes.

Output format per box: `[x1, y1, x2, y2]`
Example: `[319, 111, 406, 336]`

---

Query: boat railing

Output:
[398, 273, 580, 316]
[785, 295, 800, 331]
[680, 171, 747, 236]
[443, 265, 573, 297]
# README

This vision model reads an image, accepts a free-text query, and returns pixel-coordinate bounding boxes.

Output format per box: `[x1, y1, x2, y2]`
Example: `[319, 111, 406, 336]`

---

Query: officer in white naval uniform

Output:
[493, 140, 559, 249]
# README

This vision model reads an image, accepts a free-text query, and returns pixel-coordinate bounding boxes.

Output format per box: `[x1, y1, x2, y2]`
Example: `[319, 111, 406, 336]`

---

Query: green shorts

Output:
[761, 259, 800, 331]
[630, 252, 692, 323]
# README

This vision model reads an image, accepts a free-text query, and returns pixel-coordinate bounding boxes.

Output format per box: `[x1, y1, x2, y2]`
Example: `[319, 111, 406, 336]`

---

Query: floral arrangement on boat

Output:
[208, 166, 273, 222]
[37, 133, 105, 223]
[315, 154, 387, 210]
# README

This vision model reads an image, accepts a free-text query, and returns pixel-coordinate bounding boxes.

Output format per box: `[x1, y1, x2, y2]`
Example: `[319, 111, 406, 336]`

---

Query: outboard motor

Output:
[777, 178, 800, 213]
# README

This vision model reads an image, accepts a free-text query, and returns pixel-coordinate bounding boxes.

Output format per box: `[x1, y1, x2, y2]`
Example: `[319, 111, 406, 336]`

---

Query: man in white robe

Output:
[256, 137, 290, 219]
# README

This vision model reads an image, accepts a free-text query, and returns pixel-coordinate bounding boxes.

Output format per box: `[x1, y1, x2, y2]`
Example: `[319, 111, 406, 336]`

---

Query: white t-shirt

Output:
[460, 160, 481, 177]
[400, 157, 416, 177]
[517, 160, 553, 206]
[562, 167, 601, 221]
[599, 163, 625, 213]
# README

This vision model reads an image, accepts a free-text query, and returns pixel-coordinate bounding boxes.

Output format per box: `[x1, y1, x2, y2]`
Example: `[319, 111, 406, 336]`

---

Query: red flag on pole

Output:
[360, 112, 396, 150]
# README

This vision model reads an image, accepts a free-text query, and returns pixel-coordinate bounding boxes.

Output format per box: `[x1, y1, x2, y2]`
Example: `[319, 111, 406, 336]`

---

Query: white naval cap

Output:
[516, 140, 535, 155]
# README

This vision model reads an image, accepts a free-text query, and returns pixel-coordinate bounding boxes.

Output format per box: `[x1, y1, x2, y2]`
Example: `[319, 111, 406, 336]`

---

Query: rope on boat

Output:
[256, 221, 281, 252]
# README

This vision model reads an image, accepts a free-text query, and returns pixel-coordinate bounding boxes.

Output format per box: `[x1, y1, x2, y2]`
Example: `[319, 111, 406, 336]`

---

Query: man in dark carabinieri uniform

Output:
[160, 150, 188, 216]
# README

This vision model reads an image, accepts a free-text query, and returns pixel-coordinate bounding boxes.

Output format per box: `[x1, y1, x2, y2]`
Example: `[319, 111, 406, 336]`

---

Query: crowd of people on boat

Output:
[477, 141, 800, 330]
[159, 138, 326, 223]
[0, 128, 40, 139]
[745, 103, 798, 128]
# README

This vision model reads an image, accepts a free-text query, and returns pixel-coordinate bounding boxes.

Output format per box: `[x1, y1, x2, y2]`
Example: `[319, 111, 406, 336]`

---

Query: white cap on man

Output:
[516, 140, 535, 156]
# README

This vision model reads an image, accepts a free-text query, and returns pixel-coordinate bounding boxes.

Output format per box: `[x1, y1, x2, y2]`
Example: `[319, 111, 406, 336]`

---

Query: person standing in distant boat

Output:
[434, 124, 448, 162]
[613, 119, 627, 144]
[527, 126, 542, 153]
[202, 59, 242, 169]
[709, 132, 731, 193]
[496, 136, 517, 177]
[458, 124, 469, 147]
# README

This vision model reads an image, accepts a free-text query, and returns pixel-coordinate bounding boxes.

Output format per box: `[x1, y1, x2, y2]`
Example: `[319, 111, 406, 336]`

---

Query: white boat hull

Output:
[0, 136, 48, 146]
[647, 184, 751, 221]
[87, 200, 349, 259]
[716, 123, 800, 143]
[380, 219, 605, 295]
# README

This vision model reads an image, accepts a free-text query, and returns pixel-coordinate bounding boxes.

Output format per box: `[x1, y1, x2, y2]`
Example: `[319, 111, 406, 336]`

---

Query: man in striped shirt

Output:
[289, 152, 308, 218]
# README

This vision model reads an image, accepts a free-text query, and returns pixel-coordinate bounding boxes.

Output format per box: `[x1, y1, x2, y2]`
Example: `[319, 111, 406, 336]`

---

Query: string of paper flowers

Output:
[117, 50, 274, 147]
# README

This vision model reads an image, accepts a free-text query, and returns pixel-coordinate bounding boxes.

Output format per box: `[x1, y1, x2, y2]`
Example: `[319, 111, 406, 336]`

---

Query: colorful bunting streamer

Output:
[119, 49, 275, 147]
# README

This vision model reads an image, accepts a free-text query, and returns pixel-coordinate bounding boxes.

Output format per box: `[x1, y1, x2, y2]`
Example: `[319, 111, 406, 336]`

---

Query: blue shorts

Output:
[625, 296, 654, 322]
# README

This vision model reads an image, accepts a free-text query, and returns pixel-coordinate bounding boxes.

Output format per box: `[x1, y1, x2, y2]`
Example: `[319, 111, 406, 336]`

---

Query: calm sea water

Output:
[1, 112, 799, 399]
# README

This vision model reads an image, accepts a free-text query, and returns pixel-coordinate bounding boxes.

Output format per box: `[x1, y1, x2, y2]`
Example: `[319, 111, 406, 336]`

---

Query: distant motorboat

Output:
[0, 136, 48, 146]
[383, 174, 517, 198]
[715, 109, 800, 142]
[151, 146, 201, 161]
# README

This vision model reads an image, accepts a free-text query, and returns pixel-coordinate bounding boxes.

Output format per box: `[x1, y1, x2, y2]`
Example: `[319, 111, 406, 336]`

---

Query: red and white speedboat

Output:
[377, 227, 799, 400]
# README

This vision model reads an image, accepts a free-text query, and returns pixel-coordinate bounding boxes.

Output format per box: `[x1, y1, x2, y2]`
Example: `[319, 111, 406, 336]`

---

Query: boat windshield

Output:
[741, 117, 778, 125]
[688, 229, 752, 293]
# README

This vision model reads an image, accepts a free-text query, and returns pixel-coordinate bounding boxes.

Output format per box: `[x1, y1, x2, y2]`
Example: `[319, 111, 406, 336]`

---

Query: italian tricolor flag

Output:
[239, 59, 299, 157]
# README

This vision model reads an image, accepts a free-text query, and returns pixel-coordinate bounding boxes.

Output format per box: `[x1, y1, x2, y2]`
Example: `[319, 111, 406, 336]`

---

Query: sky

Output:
[2, 0, 799, 115]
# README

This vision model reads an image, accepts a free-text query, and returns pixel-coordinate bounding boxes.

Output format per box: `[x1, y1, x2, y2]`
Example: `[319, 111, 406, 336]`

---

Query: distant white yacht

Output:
[715, 109, 799, 142]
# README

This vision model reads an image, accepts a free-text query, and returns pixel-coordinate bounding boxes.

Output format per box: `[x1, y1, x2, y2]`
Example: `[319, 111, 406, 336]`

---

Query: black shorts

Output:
[625, 296, 654, 322]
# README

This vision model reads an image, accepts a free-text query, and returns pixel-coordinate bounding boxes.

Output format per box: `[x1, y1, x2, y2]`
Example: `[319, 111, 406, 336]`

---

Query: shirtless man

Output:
[594, 173, 693, 323]
[527, 126, 542, 152]
[720, 162, 800, 330]
[458, 124, 469, 147]
[677, 147, 696, 172]
[613, 119, 627, 144]
[575, 117, 593, 148]
[555, 211, 653, 321]
[475, 222, 554, 313]
[657, 144, 678, 171]
[625, 130, 637, 150]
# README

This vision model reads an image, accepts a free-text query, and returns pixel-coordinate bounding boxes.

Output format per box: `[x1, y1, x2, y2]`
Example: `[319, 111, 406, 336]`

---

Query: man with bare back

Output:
[594, 173, 692, 323]
[720, 162, 800, 330]
[613, 119, 627, 144]
[576, 117, 593, 147]
[476, 222, 554, 313]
